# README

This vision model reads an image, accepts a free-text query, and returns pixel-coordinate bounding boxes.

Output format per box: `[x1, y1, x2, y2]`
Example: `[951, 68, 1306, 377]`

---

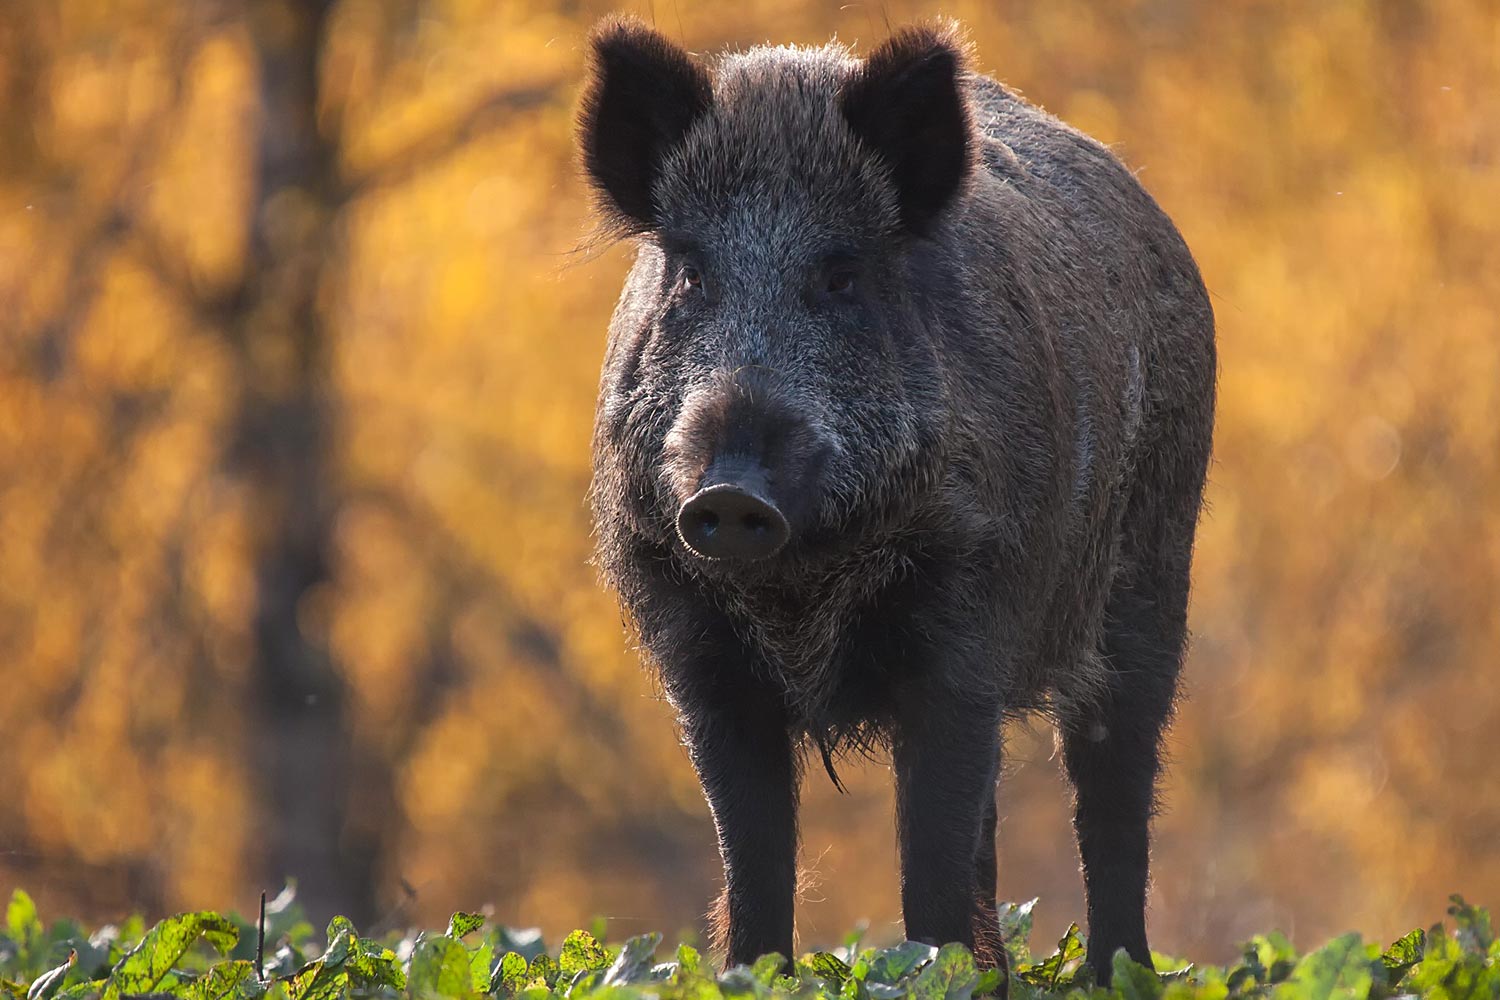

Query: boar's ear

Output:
[578, 17, 712, 233]
[840, 24, 973, 235]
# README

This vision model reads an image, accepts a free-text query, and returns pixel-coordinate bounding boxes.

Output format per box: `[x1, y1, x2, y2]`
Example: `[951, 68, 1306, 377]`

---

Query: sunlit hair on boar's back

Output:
[578, 13, 1216, 994]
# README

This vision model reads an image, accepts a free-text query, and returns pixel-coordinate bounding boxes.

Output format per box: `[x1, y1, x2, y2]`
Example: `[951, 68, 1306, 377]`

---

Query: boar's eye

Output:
[682, 264, 703, 291]
[817, 252, 860, 301]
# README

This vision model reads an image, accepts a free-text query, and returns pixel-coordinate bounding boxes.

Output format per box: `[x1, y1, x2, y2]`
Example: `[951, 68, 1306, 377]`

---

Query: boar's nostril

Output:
[677, 484, 789, 562]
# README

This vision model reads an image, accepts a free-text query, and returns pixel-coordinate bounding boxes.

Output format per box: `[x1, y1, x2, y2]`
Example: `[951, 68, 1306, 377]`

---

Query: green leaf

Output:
[863, 943, 936, 986]
[3, 893, 43, 981]
[1112, 951, 1163, 1000]
[1155, 955, 1195, 979]
[718, 966, 766, 997]
[526, 952, 559, 989]
[843, 923, 870, 958]
[494, 952, 530, 996]
[51, 982, 106, 1000]
[997, 900, 1037, 962]
[749, 953, 784, 987]
[319, 924, 354, 968]
[1276, 933, 1371, 1000]
[287, 958, 348, 1000]
[468, 941, 494, 994]
[5, 894, 40, 944]
[602, 934, 661, 987]
[346, 937, 405, 991]
[408, 935, 473, 998]
[589, 918, 610, 944]
[1447, 896, 1494, 956]
[1172, 977, 1229, 1000]
[186, 960, 265, 1000]
[908, 944, 979, 1000]
[117, 916, 145, 948]
[1250, 933, 1298, 984]
[1379, 929, 1425, 979]
[1402, 925, 1459, 998]
[446, 914, 484, 941]
[807, 952, 852, 989]
[68, 932, 115, 984]
[1018, 923, 1085, 988]
[1225, 950, 1264, 993]
[972, 968, 1003, 997]
[283, 919, 360, 1000]
[101, 912, 238, 1000]
[25, 951, 73, 1000]
[563, 967, 604, 996]
[558, 931, 609, 978]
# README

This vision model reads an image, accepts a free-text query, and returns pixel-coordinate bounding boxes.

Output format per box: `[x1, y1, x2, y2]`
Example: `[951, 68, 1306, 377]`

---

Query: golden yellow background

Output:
[2, 0, 1497, 961]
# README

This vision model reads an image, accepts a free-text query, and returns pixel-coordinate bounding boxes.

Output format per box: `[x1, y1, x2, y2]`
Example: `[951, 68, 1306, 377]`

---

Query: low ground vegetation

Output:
[1, 890, 1495, 1000]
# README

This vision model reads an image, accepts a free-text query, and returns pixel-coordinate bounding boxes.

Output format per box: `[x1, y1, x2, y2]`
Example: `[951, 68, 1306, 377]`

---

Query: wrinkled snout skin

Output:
[579, 16, 1215, 994]
[664, 368, 834, 563]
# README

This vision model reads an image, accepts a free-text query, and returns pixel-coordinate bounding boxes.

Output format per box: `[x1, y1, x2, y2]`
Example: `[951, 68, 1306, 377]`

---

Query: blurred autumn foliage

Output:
[1, 0, 1497, 964]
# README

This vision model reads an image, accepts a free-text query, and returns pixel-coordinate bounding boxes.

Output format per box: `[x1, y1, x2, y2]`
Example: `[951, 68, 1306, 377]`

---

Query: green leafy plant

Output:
[2, 891, 1495, 1000]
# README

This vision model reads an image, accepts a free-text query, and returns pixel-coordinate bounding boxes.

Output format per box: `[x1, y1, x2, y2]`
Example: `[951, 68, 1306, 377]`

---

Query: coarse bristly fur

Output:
[577, 15, 1216, 992]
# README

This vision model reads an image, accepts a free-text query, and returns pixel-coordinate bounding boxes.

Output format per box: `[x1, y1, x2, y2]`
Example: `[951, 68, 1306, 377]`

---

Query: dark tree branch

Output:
[12, 5, 225, 381]
[346, 481, 630, 753]
[343, 81, 565, 195]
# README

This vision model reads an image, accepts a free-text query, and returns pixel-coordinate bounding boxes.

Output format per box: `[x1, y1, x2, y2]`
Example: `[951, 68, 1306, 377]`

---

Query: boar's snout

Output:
[664, 368, 834, 563]
[678, 457, 791, 561]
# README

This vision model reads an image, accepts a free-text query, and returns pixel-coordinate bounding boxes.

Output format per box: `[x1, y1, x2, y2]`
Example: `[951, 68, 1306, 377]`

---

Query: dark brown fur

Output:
[578, 17, 1216, 989]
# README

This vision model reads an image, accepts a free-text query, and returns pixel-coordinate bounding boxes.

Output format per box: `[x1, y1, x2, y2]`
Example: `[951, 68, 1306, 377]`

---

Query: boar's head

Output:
[580, 18, 975, 578]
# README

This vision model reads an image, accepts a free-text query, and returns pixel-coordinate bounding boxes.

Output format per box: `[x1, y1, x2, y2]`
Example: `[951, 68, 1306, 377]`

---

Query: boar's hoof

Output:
[678, 484, 790, 561]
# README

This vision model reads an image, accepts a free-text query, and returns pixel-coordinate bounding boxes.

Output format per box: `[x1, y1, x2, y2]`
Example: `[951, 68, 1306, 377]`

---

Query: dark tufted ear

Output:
[577, 17, 713, 233]
[840, 24, 973, 235]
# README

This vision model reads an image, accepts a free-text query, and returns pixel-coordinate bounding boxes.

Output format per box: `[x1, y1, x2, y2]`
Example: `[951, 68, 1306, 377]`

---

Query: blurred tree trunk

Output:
[235, 0, 373, 924]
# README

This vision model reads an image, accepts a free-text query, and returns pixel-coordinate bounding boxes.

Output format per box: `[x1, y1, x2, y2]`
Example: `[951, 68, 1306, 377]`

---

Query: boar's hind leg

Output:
[1061, 540, 1192, 984]
[893, 690, 1004, 966]
[682, 679, 800, 970]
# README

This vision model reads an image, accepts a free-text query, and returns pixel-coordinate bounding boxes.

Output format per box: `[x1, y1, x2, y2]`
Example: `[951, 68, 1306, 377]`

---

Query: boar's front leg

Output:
[678, 667, 800, 969]
[976, 792, 1001, 957]
[892, 682, 1004, 968]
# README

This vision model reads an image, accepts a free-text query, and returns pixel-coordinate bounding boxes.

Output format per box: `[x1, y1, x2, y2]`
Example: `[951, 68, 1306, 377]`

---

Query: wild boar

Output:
[577, 16, 1216, 988]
